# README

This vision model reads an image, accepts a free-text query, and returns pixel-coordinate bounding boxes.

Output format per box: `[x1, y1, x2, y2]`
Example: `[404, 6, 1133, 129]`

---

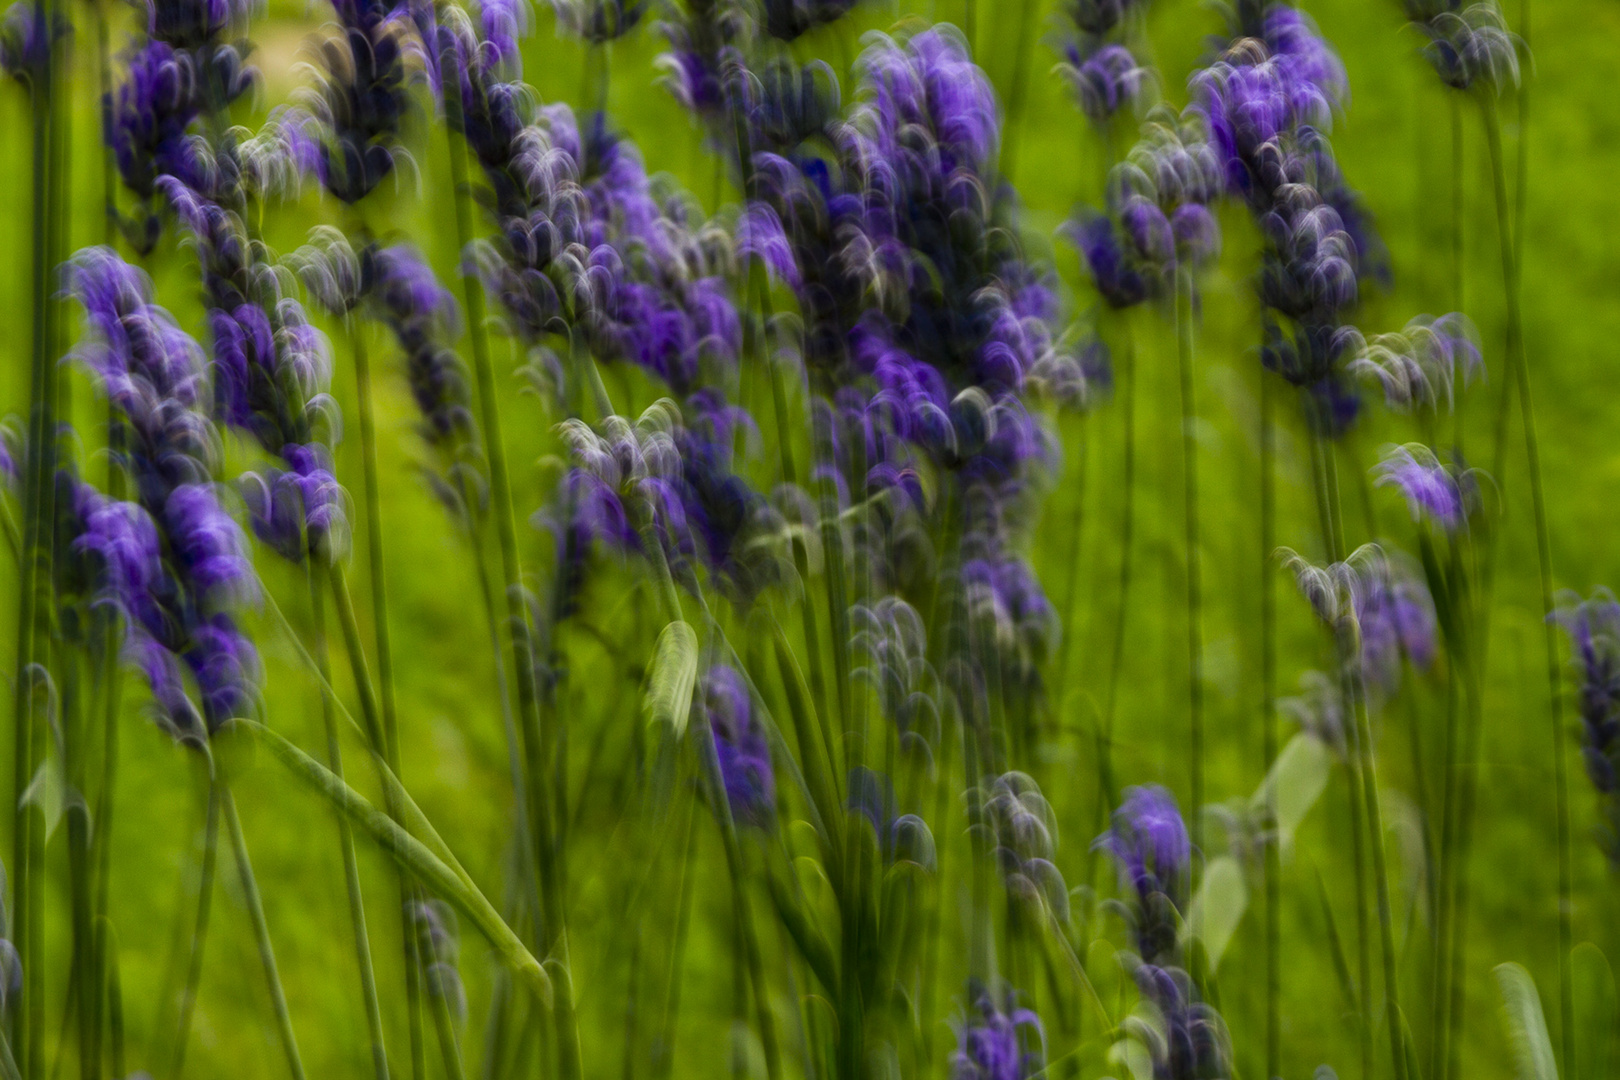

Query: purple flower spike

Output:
[164, 483, 256, 602]
[1097, 784, 1190, 909]
[1553, 591, 1620, 860]
[1062, 43, 1143, 124]
[1374, 444, 1473, 531]
[737, 203, 801, 289]
[704, 665, 773, 823]
[952, 990, 1044, 1080]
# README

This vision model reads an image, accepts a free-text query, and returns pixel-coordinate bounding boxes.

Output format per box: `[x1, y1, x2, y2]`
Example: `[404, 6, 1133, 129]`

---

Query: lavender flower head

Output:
[1097, 784, 1191, 913]
[1552, 592, 1620, 843]
[759, 0, 855, 43]
[1130, 963, 1232, 1080]
[952, 989, 1044, 1080]
[1416, 2, 1522, 93]
[1350, 312, 1481, 412]
[1354, 551, 1438, 699]
[294, 0, 419, 203]
[1374, 443, 1477, 532]
[1060, 43, 1145, 125]
[704, 664, 773, 822]
[2, 0, 67, 86]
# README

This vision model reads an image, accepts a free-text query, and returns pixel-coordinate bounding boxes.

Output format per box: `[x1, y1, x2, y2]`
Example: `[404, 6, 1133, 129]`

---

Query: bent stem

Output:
[169, 773, 221, 1078]
[221, 786, 307, 1080]
[1260, 369, 1280, 1080]
[309, 570, 390, 1080]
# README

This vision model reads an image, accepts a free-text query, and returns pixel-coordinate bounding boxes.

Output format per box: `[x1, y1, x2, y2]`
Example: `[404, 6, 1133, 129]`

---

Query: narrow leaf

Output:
[646, 621, 699, 735]
[1182, 855, 1248, 973]
[256, 725, 552, 1006]
[1494, 962, 1559, 1080]
[1253, 733, 1332, 851]
[1572, 943, 1615, 1080]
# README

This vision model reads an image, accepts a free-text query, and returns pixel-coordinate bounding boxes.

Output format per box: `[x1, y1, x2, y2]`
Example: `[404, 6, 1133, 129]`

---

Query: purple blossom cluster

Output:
[1095, 784, 1189, 964]
[1056, 0, 1148, 125]
[291, 0, 420, 203]
[1067, 107, 1224, 309]
[446, 9, 742, 397]
[1282, 543, 1439, 704]
[1193, 5, 1384, 436]
[951, 988, 1044, 1080]
[1374, 443, 1478, 533]
[163, 180, 350, 563]
[744, 30, 1074, 694]
[104, 0, 257, 251]
[66, 248, 259, 741]
[703, 664, 773, 822]
[556, 401, 774, 600]
[1553, 592, 1620, 860]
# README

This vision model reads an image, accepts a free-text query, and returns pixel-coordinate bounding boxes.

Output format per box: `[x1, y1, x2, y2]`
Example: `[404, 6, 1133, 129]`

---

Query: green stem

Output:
[1175, 271, 1205, 842]
[221, 787, 306, 1080]
[347, 319, 401, 770]
[1481, 91, 1571, 1080]
[169, 779, 220, 1078]
[1097, 314, 1136, 822]
[443, 109, 579, 1080]
[310, 571, 390, 1080]
[998, 0, 1042, 184]
[1261, 369, 1280, 1080]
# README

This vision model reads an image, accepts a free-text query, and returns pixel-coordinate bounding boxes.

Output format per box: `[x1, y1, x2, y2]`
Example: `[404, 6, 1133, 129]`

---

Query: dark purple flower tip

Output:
[243, 444, 349, 563]
[1171, 203, 1221, 267]
[704, 664, 773, 822]
[106, 39, 207, 202]
[760, 0, 854, 42]
[1373, 443, 1474, 531]
[1065, 0, 1138, 36]
[1095, 784, 1191, 911]
[1120, 195, 1174, 266]
[1, 1, 64, 84]
[859, 27, 1000, 171]
[1418, 5, 1521, 92]
[185, 612, 260, 729]
[1264, 4, 1349, 108]
[130, 633, 207, 740]
[163, 483, 257, 601]
[1552, 591, 1620, 795]
[1062, 42, 1144, 124]
[736, 202, 801, 289]
[952, 989, 1044, 1080]
[1353, 551, 1438, 697]
[550, 0, 645, 43]
[1061, 212, 1150, 309]
[70, 489, 163, 628]
[481, 0, 528, 67]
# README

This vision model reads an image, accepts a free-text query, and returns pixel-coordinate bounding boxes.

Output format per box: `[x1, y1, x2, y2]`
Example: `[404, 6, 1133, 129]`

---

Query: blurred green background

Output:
[0, 0, 1617, 1076]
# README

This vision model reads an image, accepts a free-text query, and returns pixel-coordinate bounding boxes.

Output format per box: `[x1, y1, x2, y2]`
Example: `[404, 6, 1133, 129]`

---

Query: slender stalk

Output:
[1307, 432, 1371, 1080]
[998, 0, 1042, 183]
[309, 570, 390, 1080]
[1260, 369, 1280, 1080]
[11, 21, 55, 1072]
[1175, 270, 1206, 843]
[169, 780, 220, 1077]
[1051, 410, 1089, 745]
[221, 787, 307, 1080]
[1481, 91, 1571, 1080]
[347, 319, 401, 769]
[1320, 443, 1410, 1080]
[443, 101, 580, 1080]
[1098, 315, 1137, 820]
